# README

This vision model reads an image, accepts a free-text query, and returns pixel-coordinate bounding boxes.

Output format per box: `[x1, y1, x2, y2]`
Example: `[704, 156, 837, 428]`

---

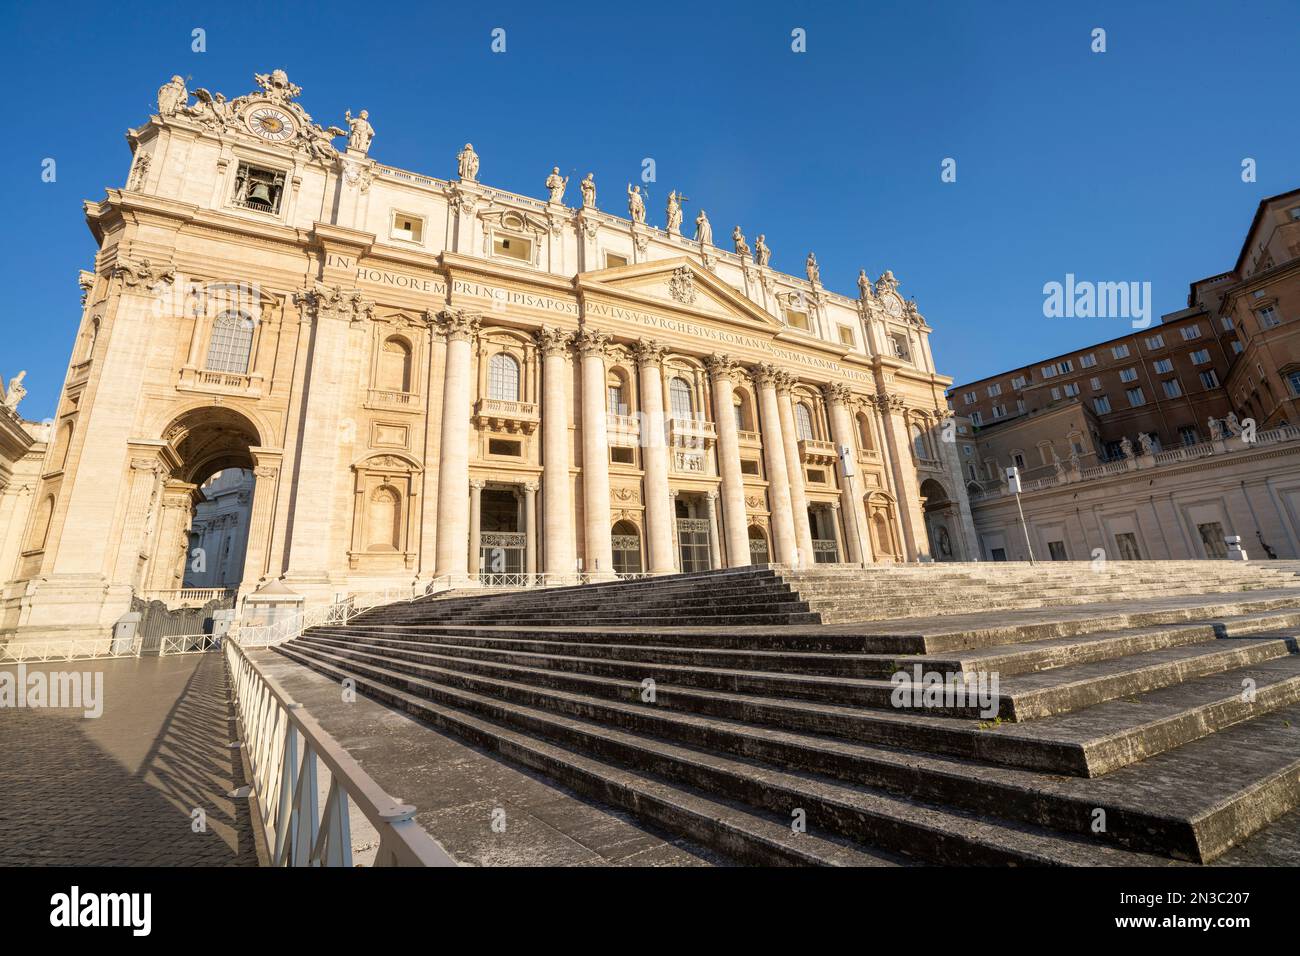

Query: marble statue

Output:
[2, 370, 26, 411]
[580, 173, 596, 209]
[457, 143, 479, 181]
[666, 190, 683, 235]
[694, 209, 712, 246]
[732, 226, 749, 257]
[877, 270, 899, 295]
[344, 110, 374, 152]
[754, 234, 771, 266]
[1225, 412, 1243, 436]
[1052, 453, 1065, 480]
[1208, 416, 1224, 440]
[627, 184, 645, 224]
[157, 75, 187, 116]
[1069, 447, 1080, 471]
[545, 166, 568, 204]
[1138, 432, 1154, 456]
[1120, 436, 1134, 459]
[857, 269, 871, 299]
[806, 252, 820, 285]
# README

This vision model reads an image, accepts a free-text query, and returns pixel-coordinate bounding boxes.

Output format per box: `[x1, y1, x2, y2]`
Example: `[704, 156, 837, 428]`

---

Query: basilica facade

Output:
[0, 70, 975, 643]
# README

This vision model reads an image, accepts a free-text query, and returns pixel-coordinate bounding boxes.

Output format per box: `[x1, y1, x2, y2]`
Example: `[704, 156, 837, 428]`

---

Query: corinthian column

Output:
[634, 339, 674, 574]
[876, 392, 927, 560]
[753, 363, 798, 565]
[575, 328, 615, 579]
[706, 353, 752, 566]
[775, 372, 815, 565]
[537, 328, 575, 580]
[434, 310, 480, 582]
[823, 383, 869, 563]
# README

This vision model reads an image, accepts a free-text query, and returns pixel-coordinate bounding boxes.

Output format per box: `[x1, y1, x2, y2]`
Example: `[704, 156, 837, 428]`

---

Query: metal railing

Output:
[159, 633, 222, 656]
[1, 636, 142, 663]
[224, 639, 457, 867]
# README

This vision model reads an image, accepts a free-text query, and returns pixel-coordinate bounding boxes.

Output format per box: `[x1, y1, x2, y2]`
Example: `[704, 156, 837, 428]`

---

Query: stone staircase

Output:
[275, 562, 1300, 866]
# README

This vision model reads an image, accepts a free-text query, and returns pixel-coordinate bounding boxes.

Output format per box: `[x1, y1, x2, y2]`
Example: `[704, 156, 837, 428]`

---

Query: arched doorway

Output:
[747, 524, 769, 564]
[153, 407, 261, 597]
[866, 492, 901, 563]
[611, 520, 643, 576]
[674, 494, 712, 572]
[919, 477, 957, 561]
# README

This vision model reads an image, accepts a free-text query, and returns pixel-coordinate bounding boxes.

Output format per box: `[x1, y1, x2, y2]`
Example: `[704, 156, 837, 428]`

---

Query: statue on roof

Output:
[457, 143, 480, 181]
[732, 226, 749, 258]
[627, 184, 645, 224]
[694, 209, 712, 246]
[157, 75, 187, 116]
[666, 190, 684, 235]
[806, 252, 820, 286]
[754, 234, 771, 267]
[545, 166, 568, 204]
[857, 269, 872, 300]
[2, 370, 26, 411]
[580, 173, 596, 209]
[344, 109, 374, 153]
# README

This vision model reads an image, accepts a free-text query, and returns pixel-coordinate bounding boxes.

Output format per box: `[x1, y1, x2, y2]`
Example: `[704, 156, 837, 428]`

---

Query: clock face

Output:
[247, 106, 296, 142]
[883, 293, 903, 317]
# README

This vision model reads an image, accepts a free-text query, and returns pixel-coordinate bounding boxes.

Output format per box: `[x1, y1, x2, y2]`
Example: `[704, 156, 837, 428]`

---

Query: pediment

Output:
[580, 257, 781, 332]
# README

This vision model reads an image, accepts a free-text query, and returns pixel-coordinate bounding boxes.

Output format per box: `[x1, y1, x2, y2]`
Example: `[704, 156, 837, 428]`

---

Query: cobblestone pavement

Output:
[1, 653, 259, 866]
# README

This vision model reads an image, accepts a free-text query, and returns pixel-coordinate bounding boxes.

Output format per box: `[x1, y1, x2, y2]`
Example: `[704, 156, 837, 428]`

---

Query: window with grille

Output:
[487, 353, 520, 401]
[205, 311, 254, 373]
[795, 403, 815, 440]
[669, 378, 694, 418]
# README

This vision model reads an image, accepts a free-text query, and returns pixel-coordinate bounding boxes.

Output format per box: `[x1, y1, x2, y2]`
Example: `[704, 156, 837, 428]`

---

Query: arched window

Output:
[856, 412, 874, 451]
[734, 391, 754, 431]
[378, 337, 412, 392]
[366, 485, 401, 552]
[28, 494, 54, 551]
[911, 424, 928, 460]
[669, 377, 694, 419]
[487, 353, 520, 402]
[607, 369, 629, 414]
[54, 421, 74, 471]
[795, 403, 815, 441]
[205, 311, 254, 374]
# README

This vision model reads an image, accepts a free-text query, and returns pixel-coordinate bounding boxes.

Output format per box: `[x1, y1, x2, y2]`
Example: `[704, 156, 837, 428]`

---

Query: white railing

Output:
[159, 633, 222, 656]
[473, 571, 592, 589]
[224, 640, 457, 867]
[1, 636, 142, 662]
[138, 587, 237, 607]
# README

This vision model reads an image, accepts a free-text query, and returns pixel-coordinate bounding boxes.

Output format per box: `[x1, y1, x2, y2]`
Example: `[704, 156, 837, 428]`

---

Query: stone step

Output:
[277, 643, 1172, 866]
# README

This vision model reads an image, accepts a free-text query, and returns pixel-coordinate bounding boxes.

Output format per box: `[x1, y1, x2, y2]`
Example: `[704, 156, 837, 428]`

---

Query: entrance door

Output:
[677, 518, 711, 572]
[480, 487, 525, 584]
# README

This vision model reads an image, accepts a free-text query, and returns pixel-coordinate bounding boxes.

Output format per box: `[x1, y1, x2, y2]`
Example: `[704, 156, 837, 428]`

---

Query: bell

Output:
[247, 182, 272, 205]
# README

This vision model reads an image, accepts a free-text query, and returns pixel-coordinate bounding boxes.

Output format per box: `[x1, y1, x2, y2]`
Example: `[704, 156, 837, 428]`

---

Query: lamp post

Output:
[1006, 466, 1035, 565]
[839, 443, 866, 568]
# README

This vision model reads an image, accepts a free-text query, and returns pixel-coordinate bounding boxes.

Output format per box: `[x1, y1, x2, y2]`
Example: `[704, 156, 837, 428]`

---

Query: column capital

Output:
[573, 327, 613, 357]
[522, 480, 539, 493]
[705, 352, 743, 383]
[535, 326, 574, 356]
[873, 391, 908, 414]
[821, 382, 854, 406]
[469, 477, 486, 491]
[750, 362, 783, 389]
[437, 309, 482, 342]
[773, 370, 798, 395]
[633, 338, 669, 368]
[294, 283, 375, 325]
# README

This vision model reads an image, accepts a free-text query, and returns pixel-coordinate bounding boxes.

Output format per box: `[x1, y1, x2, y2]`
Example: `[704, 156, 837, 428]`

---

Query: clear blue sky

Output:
[2, 0, 1297, 420]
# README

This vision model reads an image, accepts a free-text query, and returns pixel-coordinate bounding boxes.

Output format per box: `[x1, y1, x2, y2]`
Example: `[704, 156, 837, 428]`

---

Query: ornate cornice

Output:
[294, 283, 375, 325]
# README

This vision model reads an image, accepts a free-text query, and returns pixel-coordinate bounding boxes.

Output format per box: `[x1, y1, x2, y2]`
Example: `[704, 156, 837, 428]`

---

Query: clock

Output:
[246, 106, 296, 142]
[882, 292, 903, 317]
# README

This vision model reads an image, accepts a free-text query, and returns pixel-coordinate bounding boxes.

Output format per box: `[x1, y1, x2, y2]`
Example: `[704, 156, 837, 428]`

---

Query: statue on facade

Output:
[754, 234, 771, 266]
[732, 226, 749, 257]
[857, 269, 872, 300]
[627, 184, 645, 223]
[2, 370, 26, 411]
[545, 166, 568, 204]
[580, 173, 596, 209]
[344, 110, 374, 153]
[1119, 435, 1134, 459]
[877, 270, 899, 295]
[1069, 446, 1081, 472]
[1208, 416, 1224, 440]
[1224, 412, 1243, 436]
[457, 143, 479, 181]
[806, 252, 820, 286]
[694, 209, 712, 246]
[666, 190, 684, 235]
[1138, 432, 1154, 456]
[1052, 452, 1065, 481]
[183, 88, 233, 129]
[157, 75, 187, 116]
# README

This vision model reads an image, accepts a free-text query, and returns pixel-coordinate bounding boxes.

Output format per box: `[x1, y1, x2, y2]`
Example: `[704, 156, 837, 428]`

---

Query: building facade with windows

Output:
[950, 188, 1300, 561]
[0, 71, 976, 643]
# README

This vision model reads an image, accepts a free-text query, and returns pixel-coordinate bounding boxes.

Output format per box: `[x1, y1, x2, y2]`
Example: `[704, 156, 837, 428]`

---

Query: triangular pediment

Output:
[579, 257, 781, 332]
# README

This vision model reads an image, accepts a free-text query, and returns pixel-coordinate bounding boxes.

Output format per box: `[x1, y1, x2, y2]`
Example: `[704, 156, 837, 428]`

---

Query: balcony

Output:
[177, 366, 264, 398]
[798, 438, 838, 465]
[606, 413, 641, 448]
[474, 397, 539, 434]
[737, 429, 762, 446]
[668, 416, 717, 448]
[369, 388, 421, 411]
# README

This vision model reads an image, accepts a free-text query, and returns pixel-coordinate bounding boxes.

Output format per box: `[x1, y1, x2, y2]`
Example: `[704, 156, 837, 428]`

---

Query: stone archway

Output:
[919, 477, 956, 561]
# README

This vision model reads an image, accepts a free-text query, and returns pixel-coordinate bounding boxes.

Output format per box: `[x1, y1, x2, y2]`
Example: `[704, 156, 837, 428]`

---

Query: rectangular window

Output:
[605, 252, 629, 268]
[1220, 316, 1234, 331]
[1153, 358, 1173, 373]
[1079, 354, 1097, 368]
[890, 333, 911, 361]
[1016, 398, 1025, 414]
[1287, 370, 1300, 396]
[1013, 453, 1026, 470]
[1145, 334, 1165, 350]
[1119, 367, 1138, 382]
[1257, 306, 1280, 329]
[1093, 395, 1111, 413]
[390, 212, 424, 243]
[1162, 378, 1182, 399]
[991, 404, 1006, 419]
[806, 468, 826, 484]
[493, 234, 532, 262]
[1040, 364, 1058, 378]
[1063, 383, 1080, 397]
[1114, 532, 1142, 560]
[1090, 376, 1102, 391]
[987, 383, 1002, 397]
[231, 162, 286, 214]
[1112, 344, 1130, 359]
[1181, 324, 1203, 340]
[1011, 375, 1028, 389]
[488, 438, 522, 457]
[785, 309, 810, 330]
[971, 411, 983, 426]
[1178, 425, 1198, 445]
[1190, 349, 1210, 365]
[1051, 387, 1061, 401]
[1048, 541, 1068, 561]
[610, 446, 635, 464]
[837, 326, 856, 347]
[1231, 340, 1244, 354]
[1126, 387, 1146, 407]
[1057, 360, 1074, 374]
[740, 459, 760, 476]
[1199, 369, 1220, 389]
[963, 391, 977, 405]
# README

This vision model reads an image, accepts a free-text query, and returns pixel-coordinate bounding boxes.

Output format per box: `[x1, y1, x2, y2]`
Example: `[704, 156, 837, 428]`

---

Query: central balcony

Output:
[798, 438, 838, 465]
[668, 416, 717, 449]
[474, 397, 540, 434]
[606, 413, 641, 448]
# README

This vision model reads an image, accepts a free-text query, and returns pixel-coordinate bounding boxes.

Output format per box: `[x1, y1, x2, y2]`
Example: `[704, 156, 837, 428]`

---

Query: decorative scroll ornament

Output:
[535, 326, 573, 357]
[294, 284, 375, 325]
[113, 256, 175, 290]
[668, 267, 696, 305]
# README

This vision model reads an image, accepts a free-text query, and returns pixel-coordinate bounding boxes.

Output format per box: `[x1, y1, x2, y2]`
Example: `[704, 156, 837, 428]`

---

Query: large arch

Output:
[919, 477, 957, 561]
